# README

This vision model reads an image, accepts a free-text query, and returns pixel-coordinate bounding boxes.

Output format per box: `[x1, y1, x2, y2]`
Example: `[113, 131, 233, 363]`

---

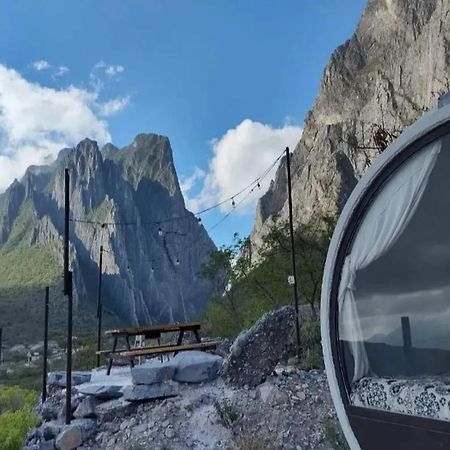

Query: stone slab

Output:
[131, 360, 176, 385]
[73, 396, 99, 418]
[75, 384, 123, 400]
[123, 382, 178, 401]
[48, 371, 91, 388]
[94, 398, 136, 422]
[172, 351, 223, 383]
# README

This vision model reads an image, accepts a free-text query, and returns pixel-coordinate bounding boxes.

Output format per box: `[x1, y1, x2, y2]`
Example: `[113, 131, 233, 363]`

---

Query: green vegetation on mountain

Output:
[1, 201, 35, 253]
[0, 202, 120, 347]
[87, 198, 114, 223]
[0, 246, 60, 290]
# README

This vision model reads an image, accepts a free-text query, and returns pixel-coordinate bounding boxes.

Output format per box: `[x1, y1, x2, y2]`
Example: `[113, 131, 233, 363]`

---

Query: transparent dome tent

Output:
[321, 93, 450, 450]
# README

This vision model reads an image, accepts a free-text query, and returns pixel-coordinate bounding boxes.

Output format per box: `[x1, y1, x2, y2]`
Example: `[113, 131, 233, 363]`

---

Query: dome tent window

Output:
[322, 97, 450, 450]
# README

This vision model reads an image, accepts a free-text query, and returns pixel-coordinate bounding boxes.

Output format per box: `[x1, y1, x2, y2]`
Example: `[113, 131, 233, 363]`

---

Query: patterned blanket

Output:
[351, 376, 450, 421]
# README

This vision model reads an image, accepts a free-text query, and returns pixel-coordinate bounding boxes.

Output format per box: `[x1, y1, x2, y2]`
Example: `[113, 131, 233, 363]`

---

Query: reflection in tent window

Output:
[339, 135, 450, 422]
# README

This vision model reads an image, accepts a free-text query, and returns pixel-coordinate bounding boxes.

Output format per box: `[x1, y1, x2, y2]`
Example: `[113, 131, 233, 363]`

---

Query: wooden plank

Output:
[105, 321, 201, 337]
[96, 342, 182, 356]
[118, 341, 218, 357]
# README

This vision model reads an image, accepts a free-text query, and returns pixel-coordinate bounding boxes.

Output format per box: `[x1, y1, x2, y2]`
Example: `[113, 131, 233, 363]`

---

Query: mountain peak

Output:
[115, 133, 180, 196]
[251, 0, 447, 254]
[0, 132, 215, 327]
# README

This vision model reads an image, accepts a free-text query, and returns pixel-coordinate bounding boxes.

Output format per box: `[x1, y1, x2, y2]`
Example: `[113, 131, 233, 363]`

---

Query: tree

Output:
[200, 216, 334, 335]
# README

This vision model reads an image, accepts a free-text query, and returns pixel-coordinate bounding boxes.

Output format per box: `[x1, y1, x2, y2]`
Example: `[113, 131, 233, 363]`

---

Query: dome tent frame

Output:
[321, 95, 450, 450]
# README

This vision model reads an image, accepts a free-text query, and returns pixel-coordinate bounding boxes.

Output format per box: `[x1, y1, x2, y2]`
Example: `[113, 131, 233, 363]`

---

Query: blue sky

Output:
[0, 0, 366, 246]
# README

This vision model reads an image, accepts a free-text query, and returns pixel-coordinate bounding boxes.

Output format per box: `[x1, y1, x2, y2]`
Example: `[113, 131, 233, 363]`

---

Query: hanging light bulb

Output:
[151, 266, 155, 273]
[175, 258, 180, 266]
[197, 217, 202, 223]
[257, 182, 261, 189]
[158, 227, 163, 236]
[231, 198, 236, 208]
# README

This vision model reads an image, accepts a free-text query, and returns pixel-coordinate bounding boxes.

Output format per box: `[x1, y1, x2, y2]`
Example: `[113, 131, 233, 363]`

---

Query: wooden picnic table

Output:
[101, 321, 216, 375]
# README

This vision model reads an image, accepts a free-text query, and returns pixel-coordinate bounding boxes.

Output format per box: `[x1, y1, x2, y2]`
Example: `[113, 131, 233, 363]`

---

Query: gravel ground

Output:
[82, 365, 336, 450]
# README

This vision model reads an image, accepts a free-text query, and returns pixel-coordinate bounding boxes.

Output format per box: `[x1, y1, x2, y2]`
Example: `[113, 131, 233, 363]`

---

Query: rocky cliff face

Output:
[0, 134, 216, 325]
[251, 0, 450, 249]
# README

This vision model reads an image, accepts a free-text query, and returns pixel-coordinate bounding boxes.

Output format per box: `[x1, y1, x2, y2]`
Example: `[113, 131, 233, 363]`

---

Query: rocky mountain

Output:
[251, 0, 450, 249]
[0, 133, 215, 326]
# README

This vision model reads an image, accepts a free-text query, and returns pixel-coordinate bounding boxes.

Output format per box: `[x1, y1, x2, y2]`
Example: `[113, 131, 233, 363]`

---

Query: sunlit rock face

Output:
[0, 134, 216, 325]
[251, 0, 448, 253]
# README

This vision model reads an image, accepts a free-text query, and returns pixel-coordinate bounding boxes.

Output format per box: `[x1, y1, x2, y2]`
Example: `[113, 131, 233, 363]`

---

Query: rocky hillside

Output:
[26, 307, 336, 450]
[0, 134, 215, 331]
[251, 0, 450, 249]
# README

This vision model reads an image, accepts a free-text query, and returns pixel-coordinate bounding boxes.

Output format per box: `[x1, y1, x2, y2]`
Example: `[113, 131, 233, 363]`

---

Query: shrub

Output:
[214, 398, 239, 428]
[298, 319, 324, 370]
[0, 407, 39, 450]
[0, 386, 39, 450]
[0, 386, 38, 415]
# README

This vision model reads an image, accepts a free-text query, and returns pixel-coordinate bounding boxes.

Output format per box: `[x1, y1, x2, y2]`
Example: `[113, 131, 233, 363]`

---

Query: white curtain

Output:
[339, 140, 441, 383]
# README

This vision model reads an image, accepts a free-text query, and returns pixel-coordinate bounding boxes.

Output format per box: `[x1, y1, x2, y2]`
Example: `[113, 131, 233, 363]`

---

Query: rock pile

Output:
[83, 367, 335, 450]
[26, 308, 337, 450]
[26, 351, 223, 450]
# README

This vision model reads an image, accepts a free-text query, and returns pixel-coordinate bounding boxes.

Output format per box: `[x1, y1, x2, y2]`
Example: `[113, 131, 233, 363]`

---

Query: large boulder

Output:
[55, 425, 82, 450]
[221, 305, 297, 387]
[172, 351, 223, 383]
[55, 419, 96, 450]
[123, 382, 178, 401]
[73, 396, 99, 419]
[48, 372, 91, 388]
[38, 440, 56, 450]
[94, 398, 136, 422]
[131, 360, 176, 385]
[42, 421, 64, 440]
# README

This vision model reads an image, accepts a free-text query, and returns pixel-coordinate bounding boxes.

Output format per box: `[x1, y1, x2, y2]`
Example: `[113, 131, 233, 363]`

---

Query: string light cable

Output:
[68, 149, 285, 228]
[69, 148, 285, 265]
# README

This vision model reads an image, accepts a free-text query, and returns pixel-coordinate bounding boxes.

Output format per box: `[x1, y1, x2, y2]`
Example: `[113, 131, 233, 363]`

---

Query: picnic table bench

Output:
[98, 322, 217, 375]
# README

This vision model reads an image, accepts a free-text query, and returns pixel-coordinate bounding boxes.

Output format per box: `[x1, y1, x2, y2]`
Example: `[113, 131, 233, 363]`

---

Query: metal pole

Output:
[96, 245, 103, 367]
[63, 168, 72, 424]
[66, 271, 73, 425]
[42, 287, 49, 403]
[64, 168, 70, 295]
[285, 147, 301, 358]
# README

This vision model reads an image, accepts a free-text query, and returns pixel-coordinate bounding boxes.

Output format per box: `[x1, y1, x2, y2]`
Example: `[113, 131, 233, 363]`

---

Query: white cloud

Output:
[0, 64, 112, 192]
[105, 65, 124, 77]
[98, 95, 131, 117]
[185, 119, 302, 214]
[32, 60, 51, 71]
[180, 167, 206, 196]
[31, 60, 70, 78]
[54, 66, 69, 77]
[90, 61, 125, 91]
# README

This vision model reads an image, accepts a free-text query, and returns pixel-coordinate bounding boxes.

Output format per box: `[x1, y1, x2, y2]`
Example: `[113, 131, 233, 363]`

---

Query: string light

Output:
[70, 149, 286, 270]
[69, 149, 285, 229]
